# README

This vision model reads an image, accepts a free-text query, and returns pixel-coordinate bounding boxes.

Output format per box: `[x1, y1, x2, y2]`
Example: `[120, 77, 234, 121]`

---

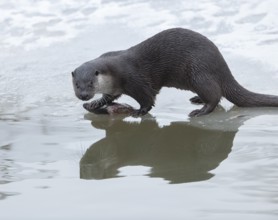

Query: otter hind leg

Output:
[189, 103, 218, 117]
[189, 79, 221, 117]
[83, 94, 120, 112]
[190, 96, 204, 104]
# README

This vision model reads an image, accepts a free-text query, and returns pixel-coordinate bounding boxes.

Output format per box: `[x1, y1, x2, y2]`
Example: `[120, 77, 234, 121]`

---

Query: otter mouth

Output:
[77, 93, 94, 101]
[79, 96, 91, 101]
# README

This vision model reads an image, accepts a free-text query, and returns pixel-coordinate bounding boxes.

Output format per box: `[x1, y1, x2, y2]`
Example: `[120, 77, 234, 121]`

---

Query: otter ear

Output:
[71, 71, 75, 78]
[95, 70, 100, 76]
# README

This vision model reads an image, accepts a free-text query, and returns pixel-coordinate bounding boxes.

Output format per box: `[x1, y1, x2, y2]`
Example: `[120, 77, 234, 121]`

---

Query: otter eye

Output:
[75, 82, 80, 89]
[95, 71, 99, 76]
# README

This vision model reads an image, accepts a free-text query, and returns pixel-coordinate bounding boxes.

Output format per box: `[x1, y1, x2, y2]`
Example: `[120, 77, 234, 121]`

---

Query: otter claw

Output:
[189, 108, 209, 117]
[132, 110, 142, 117]
[132, 108, 148, 117]
[189, 109, 202, 117]
[83, 102, 102, 112]
[83, 103, 92, 112]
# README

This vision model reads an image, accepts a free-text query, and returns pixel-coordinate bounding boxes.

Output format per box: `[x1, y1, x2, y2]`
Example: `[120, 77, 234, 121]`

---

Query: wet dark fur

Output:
[72, 28, 278, 117]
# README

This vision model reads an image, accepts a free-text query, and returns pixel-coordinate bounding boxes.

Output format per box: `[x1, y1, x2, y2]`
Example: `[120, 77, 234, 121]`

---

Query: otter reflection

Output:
[80, 113, 242, 184]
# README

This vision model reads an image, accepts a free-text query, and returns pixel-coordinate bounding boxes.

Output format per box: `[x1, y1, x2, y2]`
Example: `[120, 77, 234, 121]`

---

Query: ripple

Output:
[236, 13, 267, 24]
[0, 0, 278, 69]
[0, 192, 20, 200]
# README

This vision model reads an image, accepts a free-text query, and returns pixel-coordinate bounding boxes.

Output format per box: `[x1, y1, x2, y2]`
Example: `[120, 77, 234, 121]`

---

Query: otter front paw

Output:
[132, 108, 149, 117]
[83, 101, 103, 112]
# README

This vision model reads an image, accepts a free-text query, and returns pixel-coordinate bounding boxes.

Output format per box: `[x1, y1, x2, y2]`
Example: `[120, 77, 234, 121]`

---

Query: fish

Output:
[83, 102, 135, 115]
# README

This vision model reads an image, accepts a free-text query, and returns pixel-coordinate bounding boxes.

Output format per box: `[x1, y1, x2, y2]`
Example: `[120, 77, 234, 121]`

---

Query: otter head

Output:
[72, 60, 117, 101]
[72, 62, 100, 101]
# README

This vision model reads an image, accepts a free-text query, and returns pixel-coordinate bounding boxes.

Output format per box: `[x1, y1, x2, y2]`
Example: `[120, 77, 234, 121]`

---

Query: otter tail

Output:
[223, 78, 278, 107]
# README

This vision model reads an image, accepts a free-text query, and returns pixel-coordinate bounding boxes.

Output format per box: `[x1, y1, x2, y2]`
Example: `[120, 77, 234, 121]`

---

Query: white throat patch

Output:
[96, 74, 114, 94]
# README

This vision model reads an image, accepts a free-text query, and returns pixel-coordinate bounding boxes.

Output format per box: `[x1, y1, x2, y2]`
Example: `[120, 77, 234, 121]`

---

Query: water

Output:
[1, 0, 278, 219]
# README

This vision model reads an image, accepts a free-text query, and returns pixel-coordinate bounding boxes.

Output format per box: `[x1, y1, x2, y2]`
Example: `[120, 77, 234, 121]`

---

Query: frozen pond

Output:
[0, 0, 278, 219]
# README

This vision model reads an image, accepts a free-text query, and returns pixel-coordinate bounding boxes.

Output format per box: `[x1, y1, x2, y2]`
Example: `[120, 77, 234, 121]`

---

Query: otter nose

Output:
[80, 94, 90, 101]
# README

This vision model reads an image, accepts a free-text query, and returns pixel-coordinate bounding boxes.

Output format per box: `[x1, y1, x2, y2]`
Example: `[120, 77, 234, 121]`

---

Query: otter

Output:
[72, 28, 278, 117]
